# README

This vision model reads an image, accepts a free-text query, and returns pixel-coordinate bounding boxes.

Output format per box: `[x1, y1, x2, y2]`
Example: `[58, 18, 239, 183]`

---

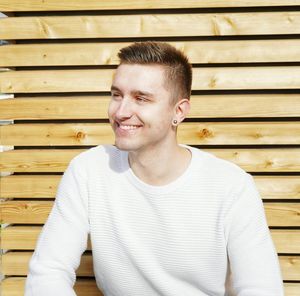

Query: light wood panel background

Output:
[0, 1, 300, 295]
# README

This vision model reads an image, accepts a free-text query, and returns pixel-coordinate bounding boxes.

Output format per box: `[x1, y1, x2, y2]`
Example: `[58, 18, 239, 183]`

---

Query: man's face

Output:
[108, 63, 176, 152]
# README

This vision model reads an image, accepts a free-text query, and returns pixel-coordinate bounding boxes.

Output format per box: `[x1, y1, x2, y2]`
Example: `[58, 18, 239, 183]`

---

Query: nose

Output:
[115, 97, 133, 120]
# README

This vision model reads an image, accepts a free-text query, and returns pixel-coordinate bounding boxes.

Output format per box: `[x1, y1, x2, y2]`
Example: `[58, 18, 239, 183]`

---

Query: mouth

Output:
[115, 122, 143, 135]
[118, 124, 141, 130]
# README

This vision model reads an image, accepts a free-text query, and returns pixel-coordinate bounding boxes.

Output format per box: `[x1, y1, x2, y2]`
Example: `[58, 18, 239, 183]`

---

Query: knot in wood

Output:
[199, 128, 213, 138]
[254, 133, 262, 139]
[265, 160, 274, 168]
[76, 131, 85, 140]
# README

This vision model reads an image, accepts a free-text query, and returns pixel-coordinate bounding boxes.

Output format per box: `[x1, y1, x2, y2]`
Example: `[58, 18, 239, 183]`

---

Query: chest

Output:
[88, 177, 227, 270]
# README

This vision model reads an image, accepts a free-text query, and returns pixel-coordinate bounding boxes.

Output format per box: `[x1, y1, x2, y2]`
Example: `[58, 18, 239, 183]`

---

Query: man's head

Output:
[108, 41, 192, 152]
[117, 41, 192, 104]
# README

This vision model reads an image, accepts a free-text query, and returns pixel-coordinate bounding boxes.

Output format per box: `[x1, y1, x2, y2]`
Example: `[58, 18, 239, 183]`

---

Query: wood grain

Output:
[1, 252, 94, 276]
[1, 277, 298, 296]
[1, 12, 300, 40]
[264, 203, 300, 227]
[2, 149, 300, 172]
[1, 226, 299, 253]
[0, 201, 53, 224]
[1, 94, 300, 120]
[1, 39, 300, 67]
[1, 175, 299, 199]
[1, 201, 299, 226]
[1, 122, 300, 146]
[1, 277, 103, 296]
[1, 252, 299, 280]
[1, 0, 300, 11]
[1, 67, 300, 93]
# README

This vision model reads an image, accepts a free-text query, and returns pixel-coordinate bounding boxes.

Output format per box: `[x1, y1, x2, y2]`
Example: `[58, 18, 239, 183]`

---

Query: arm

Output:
[25, 158, 89, 296]
[225, 173, 284, 296]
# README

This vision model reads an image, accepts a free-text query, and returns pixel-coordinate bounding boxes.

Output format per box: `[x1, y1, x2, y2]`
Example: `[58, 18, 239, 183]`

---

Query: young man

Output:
[25, 42, 284, 295]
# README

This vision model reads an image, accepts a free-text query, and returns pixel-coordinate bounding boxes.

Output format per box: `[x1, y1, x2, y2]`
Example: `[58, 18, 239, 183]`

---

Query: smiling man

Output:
[109, 58, 191, 186]
[25, 42, 284, 296]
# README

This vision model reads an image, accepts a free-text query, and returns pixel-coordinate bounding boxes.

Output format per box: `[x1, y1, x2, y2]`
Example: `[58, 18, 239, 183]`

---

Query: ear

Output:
[173, 98, 190, 124]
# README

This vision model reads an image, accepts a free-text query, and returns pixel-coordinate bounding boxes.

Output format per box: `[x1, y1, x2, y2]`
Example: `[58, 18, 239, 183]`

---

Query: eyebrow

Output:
[110, 85, 154, 98]
[110, 85, 121, 92]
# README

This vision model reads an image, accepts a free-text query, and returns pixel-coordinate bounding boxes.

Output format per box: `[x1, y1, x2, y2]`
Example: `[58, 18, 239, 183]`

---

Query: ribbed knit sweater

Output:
[25, 144, 284, 296]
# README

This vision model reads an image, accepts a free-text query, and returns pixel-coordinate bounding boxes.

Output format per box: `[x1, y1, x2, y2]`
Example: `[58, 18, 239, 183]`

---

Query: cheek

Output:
[145, 105, 173, 127]
[108, 100, 117, 118]
[157, 104, 174, 121]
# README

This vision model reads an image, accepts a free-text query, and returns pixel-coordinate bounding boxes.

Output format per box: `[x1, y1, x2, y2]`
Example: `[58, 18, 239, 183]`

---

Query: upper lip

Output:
[115, 120, 143, 127]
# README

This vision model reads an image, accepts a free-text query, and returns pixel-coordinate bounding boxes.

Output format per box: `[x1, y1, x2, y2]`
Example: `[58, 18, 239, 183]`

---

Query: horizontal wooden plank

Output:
[284, 283, 300, 296]
[208, 148, 300, 172]
[1, 277, 103, 296]
[2, 122, 300, 146]
[279, 256, 300, 281]
[0, 149, 84, 172]
[1, 226, 92, 250]
[0, 123, 114, 146]
[1, 12, 300, 40]
[1, 175, 299, 199]
[2, 252, 299, 281]
[1, 148, 300, 172]
[2, 0, 300, 12]
[254, 176, 300, 200]
[1, 200, 299, 226]
[264, 203, 300, 227]
[0, 69, 113, 93]
[0, 201, 53, 224]
[1, 278, 298, 296]
[2, 226, 299, 254]
[1, 94, 300, 120]
[0, 175, 61, 198]
[192, 66, 300, 91]
[1, 39, 300, 67]
[1, 226, 47, 250]
[1, 67, 300, 93]
[271, 229, 300, 254]
[178, 122, 300, 145]
[1, 252, 93, 276]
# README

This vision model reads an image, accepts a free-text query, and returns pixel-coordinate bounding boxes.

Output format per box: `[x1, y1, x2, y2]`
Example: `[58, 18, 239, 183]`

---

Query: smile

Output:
[119, 125, 141, 130]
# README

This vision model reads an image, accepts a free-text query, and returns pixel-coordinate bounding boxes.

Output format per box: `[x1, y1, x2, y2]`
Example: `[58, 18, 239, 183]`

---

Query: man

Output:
[25, 41, 284, 295]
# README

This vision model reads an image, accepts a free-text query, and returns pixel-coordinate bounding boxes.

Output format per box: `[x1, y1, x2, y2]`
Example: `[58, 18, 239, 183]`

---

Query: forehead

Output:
[112, 64, 168, 92]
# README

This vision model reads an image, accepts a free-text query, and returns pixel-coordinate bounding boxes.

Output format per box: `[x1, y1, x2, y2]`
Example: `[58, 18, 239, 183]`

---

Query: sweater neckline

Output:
[120, 144, 196, 196]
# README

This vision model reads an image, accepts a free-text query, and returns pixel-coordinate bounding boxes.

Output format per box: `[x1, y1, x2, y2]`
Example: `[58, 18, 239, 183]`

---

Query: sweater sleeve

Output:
[25, 158, 90, 296]
[225, 173, 284, 296]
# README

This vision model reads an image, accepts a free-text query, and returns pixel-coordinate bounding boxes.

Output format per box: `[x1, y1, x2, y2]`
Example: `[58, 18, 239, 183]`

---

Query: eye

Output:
[136, 96, 148, 103]
[111, 92, 122, 100]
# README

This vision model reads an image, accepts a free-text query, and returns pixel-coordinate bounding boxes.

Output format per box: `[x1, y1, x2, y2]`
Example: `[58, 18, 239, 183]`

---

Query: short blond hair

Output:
[117, 41, 192, 103]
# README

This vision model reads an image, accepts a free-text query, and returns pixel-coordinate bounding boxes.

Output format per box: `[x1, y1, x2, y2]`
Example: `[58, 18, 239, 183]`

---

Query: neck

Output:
[128, 141, 192, 186]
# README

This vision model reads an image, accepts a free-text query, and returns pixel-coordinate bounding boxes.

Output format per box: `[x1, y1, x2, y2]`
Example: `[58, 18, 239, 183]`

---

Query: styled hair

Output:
[117, 41, 192, 103]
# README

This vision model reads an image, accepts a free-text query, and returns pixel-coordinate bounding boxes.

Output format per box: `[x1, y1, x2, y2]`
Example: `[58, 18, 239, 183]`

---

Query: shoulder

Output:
[190, 147, 260, 218]
[67, 144, 122, 172]
[191, 146, 248, 182]
[189, 146, 254, 203]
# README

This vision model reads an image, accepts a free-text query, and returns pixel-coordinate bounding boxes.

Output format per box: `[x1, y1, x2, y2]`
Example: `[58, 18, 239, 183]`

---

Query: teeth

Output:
[119, 125, 140, 130]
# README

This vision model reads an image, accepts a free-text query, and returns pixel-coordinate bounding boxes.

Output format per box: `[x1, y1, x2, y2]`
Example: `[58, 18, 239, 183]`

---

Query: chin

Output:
[114, 139, 139, 152]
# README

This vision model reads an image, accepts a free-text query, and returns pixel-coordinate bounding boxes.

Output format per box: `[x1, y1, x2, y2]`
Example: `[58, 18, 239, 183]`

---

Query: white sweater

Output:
[25, 145, 284, 296]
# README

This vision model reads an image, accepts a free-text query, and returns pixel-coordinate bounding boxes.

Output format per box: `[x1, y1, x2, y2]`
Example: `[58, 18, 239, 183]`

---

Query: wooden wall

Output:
[0, 1, 300, 295]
